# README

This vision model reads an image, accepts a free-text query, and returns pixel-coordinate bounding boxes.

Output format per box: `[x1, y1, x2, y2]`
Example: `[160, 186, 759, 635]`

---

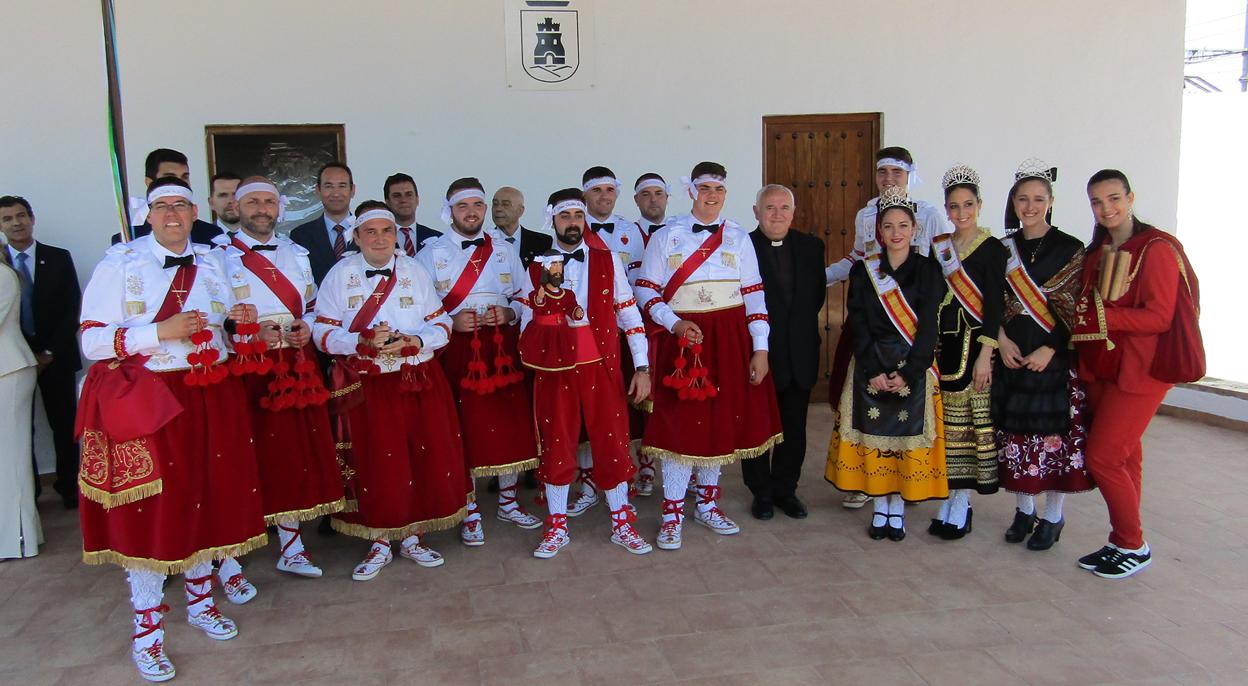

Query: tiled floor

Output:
[2, 407, 1247, 685]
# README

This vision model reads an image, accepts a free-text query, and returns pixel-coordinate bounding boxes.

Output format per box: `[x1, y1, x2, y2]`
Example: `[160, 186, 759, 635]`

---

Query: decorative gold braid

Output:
[262, 498, 347, 526]
[82, 532, 269, 575]
[640, 433, 783, 467]
[1042, 246, 1086, 330]
[329, 382, 361, 398]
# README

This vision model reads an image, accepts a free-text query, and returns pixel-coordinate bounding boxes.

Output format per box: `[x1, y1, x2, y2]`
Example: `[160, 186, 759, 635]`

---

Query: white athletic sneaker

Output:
[533, 515, 570, 559]
[496, 505, 543, 529]
[351, 543, 393, 581]
[399, 539, 445, 568]
[694, 506, 741, 535]
[215, 571, 257, 605]
[567, 489, 599, 517]
[611, 523, 653, 555]
[276, 551, 323, 578]
[842, 492, 871, 509]
[187, 605, 238, 641]
[132, 608, 175, 683]
[461, 519, 486, 546]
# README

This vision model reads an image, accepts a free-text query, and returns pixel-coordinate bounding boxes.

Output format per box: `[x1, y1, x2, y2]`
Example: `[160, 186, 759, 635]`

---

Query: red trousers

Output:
[1084, 380, 1168, 550]
[533, 362, 634, 490]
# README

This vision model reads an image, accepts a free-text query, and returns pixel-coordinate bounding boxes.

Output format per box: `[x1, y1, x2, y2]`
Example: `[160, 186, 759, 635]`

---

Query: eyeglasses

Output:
[150, 201, 193, 213]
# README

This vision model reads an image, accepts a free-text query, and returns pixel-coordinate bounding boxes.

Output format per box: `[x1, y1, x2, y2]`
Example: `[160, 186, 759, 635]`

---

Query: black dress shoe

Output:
[751, 496, 774, 520]
[1027, 518, 1064, 551]
[928, 518, 947, 536]
[1004, 508, 1036, 543]
[939, 508, 972, 540]
[774, 494, 808, 519]
[868, 513, 889, 540]
[886, 514, 906, 541]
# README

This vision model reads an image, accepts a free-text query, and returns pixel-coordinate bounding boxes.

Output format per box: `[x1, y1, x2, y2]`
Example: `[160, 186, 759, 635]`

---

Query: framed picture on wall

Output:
[205, 124, 346, 233]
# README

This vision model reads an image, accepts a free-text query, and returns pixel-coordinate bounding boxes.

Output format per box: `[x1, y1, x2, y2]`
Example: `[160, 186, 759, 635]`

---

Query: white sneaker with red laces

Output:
[399, 538, 445, 568]
[694, 506, 740, 535]
[610, 507, 652, 554]
[533, 515, 570, 559]
[656, 519, 683, 550]
[352, 542, 393, 581]
[132, 606, 175, 683]
[276, 551, 323, 578]
[461, 519, 486, 546]
[497, 506, 543, 529]
[187, 604, 238, 640]
[215, 572, 256, 605]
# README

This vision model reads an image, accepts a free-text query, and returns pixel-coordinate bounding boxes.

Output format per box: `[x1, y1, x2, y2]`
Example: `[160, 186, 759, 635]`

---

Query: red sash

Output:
[348, 272, 398, 333]
[441, 236, 494, 313]
[156, 263, 197, 321]
[230, 236, 305, 317]
[662, 223, 725, 302]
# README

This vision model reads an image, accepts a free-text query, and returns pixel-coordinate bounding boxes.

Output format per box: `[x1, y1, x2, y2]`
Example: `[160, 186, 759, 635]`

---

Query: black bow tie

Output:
[163, 255, 194, 269]
[648, 224, 664, 233]
[365, 268, 393, 279]
[590, 222, 614, 233]
[561, 249, 585, 263]
[692, 223, 719, 234]
[461, 238, 485, 249]
[250, 244, 278, 252]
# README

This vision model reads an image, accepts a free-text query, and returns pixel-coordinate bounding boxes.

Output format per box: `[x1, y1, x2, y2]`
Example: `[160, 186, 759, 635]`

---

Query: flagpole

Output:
[101, 0, 131, 241]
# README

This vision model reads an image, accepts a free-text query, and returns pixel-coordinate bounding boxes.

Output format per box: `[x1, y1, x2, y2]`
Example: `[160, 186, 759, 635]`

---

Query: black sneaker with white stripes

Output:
[1092, 546, 1152, 579]
[1077, 545, 1118, 571]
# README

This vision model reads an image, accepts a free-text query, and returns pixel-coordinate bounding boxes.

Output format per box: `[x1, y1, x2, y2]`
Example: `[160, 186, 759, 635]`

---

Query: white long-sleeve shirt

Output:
[312, 252, 451, 371]
[634, 214, 770, 352]
[518, 240, 649, 369]
[213, 231, 318, 332]
[824, 196, 952, 285]
[586, 212, 647, 285]
[79, 234, 235, 371]
[415, 230, 525, 322]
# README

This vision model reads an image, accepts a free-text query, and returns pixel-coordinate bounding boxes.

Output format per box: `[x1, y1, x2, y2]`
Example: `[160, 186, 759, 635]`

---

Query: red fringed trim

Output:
[113, 328, 129, 359]
[635, 278, 662, 292]
[740, 282, 765, 295]
[80, 320, 107, 332]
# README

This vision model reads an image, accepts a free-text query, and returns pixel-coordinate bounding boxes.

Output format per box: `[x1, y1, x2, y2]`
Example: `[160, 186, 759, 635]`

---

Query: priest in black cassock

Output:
[743, 185, 826, 520]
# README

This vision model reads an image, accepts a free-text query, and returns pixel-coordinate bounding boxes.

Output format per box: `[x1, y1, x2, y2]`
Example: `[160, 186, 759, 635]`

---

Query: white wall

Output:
[2, 0, 1185, 290]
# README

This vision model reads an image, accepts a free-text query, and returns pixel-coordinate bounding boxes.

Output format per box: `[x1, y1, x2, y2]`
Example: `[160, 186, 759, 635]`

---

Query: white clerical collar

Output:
[770, 239, 784, 247]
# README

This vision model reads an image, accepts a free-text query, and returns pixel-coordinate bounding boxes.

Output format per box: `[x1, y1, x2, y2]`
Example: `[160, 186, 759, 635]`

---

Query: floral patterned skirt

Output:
[996, 370, 1096, 495]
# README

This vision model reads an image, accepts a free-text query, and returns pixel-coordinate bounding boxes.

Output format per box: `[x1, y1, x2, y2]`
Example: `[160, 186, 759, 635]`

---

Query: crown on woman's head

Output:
[1014, 157, 1057, 183]
[942, 164, 981, 189]
[877, 185, 917, 213]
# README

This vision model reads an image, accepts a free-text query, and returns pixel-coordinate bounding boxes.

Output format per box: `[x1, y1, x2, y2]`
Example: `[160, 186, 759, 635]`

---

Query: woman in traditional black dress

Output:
[992, 159, 1094, 551]
[928, 165, 1006, 539]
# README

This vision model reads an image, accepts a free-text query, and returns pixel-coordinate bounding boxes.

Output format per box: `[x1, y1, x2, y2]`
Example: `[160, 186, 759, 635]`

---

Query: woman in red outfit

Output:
[1071, 169, 1203, 579]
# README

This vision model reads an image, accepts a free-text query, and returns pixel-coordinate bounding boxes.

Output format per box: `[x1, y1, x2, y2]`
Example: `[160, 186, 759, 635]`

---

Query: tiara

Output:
[942, 164, 981, 189]
[877, 186, 916, 213]
[1015, 157, 1057, 183]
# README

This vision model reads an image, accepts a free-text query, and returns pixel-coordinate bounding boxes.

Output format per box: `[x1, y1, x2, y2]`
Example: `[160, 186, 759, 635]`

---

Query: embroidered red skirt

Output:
[534, 361, 634, 489]
[80, 370, 267, 574]
[642, 305, 783, 466]
[242, 346, 345, 524]
[331, 365, 473, 540]
[439, 327, 539, 476]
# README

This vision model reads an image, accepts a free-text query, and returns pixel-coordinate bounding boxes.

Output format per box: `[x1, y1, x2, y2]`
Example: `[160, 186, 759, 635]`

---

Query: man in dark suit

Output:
[110, 148, 225, 246]
[384, 172, 441, 256]
[490, 186, 551, 267]
[1, 196, 82, 509]
[290, 162, 358, 285]
[742, 185, 826, 520]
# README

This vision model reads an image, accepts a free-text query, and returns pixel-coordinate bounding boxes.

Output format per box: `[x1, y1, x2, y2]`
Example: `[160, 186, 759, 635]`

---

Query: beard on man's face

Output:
[541, 270, 564, 287]
[556, 223, 582, 245]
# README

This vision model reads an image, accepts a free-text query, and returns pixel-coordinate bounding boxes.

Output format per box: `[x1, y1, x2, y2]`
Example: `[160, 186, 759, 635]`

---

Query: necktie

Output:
[461, 238, 485, 249]
[163, 255, 194, 269]
[365, 268, 393, 279]
[505, 236, 516, 244]
[332, 225, 346, 260]
[251, 244, 278, 252]
[400, 227, 417, 257]
[590, 222, 614, 233]
[692, 223, 719, 234]
[14, 252, 35, 337]
[561, 248, 585, 263]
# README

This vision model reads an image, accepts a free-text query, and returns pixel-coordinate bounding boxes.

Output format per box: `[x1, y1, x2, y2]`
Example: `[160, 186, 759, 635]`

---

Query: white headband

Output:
[534, 253, 565, 268]
[234, 181, 290, 221]
[543, 199, 587, 230]
[354, 208, 396, 228]
[876, 158, 923, 187]
[681, 174, 726, 200]
[634, 178, 670, 194]
[582, 176, 620, 192]
[440, 188, 487, 225]
[130, 186, 194, 226]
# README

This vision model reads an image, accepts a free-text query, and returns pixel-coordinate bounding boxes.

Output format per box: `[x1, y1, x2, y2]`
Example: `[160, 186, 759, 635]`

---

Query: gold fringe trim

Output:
[263, 498, 347, 526]
[342, 499, 359, 513]
[330, 382, 362, 398]
[633, 398, 654, 413]
[82, 532, 269, 575]
[79, 478, 163, 509]
[641, 433, 783, 467]
[471, 458, 539, 478]
[330, 500, 471, 541]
